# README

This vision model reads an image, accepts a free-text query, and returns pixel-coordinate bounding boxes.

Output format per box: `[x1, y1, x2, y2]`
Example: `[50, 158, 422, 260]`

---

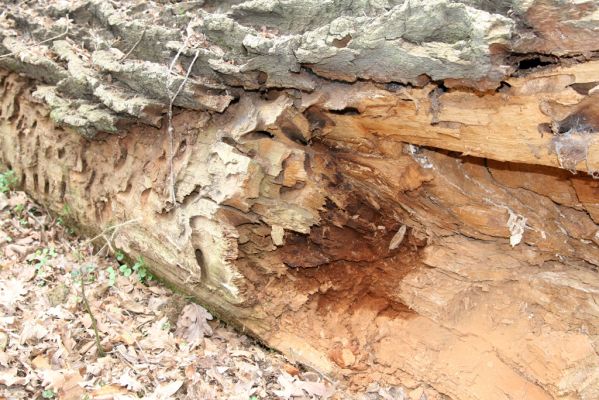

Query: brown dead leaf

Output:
[116, 330, 138, 345]
[14, 236, 34, 246]
[0, 352, 8, 367]
[0, 367, 27, 386]
[31, 354, 51, 370]
[0, 332, 7, 351]
[90, 384, 130, 398]
[81, 313, 92, 329]
[38, 369, 66, 391]
[121, 300, 146, 314]
[273, 372, 305, 398]
[17, 265, 36, 282]
[19, 321, 48, 344]
[0, 278, 27, 309]
[4, 243, 31, 258]
[140, 317, 174, 350]
[282, 363, 300, 376]
[118, 368, 144, 392]
[295, 379, 335, 398]
[6, 192, 27, 208]
[59, 371, 85, 400]
[175, 303, 213, 346]
[0, 192, 7, 210]
[151, 380, 183, 399]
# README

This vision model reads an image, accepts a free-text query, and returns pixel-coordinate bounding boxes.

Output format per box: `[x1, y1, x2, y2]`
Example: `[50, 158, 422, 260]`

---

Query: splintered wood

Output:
[2, 66, 599, 399]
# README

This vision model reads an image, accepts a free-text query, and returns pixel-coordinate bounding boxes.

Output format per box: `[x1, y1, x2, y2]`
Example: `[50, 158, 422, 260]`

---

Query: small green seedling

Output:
[42, 389, 56, 398]
[0, 170, 17, 193]
[113, 250, 153, 284]
[56, 204, 76, 235]
[132, 256, 151, 282]
[61, 203, 71, 216]
[119, 263, 133, 277]
[71, 264, 96, 284]
[107, 266, 117, 287]
[30, 247, 58, 273]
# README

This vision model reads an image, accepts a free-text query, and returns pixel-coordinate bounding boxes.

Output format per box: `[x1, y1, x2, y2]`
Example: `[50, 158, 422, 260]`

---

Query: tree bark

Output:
[1, 1, 599, 399]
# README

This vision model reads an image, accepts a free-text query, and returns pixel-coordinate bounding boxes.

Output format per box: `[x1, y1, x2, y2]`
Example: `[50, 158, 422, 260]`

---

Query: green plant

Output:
[119, 263, 133, 277]
[71, 264, 96, 284]
[107, 266, 117, 287]
[13, 203, 25, 215]
[114, 250, 153, 284]
[0, 170, 17, 193]
[41, 389, 56, 398]
[56, 203, 76, 235]
[30, 247, 57, 273]
[132, 256, 151, 282]
[61, 203, 72, 216]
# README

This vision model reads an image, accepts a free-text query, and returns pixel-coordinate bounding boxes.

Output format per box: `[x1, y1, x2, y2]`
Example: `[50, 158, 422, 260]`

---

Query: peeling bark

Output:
[1, 1, 599, 399]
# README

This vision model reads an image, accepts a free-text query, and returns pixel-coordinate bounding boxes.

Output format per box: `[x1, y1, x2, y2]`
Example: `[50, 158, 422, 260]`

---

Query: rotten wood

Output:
[1, 1, 599, 399]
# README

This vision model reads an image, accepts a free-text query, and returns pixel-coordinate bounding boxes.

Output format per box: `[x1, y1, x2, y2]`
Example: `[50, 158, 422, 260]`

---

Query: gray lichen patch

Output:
[229, 0, 393, 34]
[93, 85, 165, 128]
[295, 0, 514, 83]
[1, 0, 580, 138]
[33, 86, 120, 139]
[92, 49, 233, 113]
[0, 36, 68, 85]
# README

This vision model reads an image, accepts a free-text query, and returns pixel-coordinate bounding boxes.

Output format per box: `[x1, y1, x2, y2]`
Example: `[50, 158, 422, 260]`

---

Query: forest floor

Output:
[0, 188, 419, 400]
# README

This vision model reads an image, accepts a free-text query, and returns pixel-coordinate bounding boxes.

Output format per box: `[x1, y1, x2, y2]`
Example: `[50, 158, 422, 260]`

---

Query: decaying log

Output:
[1, 1, 599, 399]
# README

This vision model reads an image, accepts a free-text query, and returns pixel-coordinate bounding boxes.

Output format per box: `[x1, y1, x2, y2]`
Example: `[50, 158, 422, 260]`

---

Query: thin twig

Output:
[80, 269, 106, 358]
[165, 47, 200, 207]
[171, 49, 200, 103]
[77, 218, 140, 358]
[119, 27, 147, 62]
[165, 46, 185, 207]
[27, 211, 46, 244]
[0, 17, 70, 60]
[82, 218, 141, 246]
[101, 232, 115, 253]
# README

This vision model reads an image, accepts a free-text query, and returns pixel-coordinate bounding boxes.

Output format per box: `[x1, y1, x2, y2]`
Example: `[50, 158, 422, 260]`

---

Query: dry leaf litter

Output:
[0, 190, 421, 400]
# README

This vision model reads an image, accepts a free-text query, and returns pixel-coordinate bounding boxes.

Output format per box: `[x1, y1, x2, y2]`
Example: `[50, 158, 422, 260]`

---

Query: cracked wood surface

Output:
[1, 1, 599, 399]
[2, 70, 599, 399]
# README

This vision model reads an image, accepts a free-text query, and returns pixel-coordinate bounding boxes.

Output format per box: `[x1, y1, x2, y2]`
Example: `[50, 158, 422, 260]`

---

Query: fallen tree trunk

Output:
[1, 1, 599, 399]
